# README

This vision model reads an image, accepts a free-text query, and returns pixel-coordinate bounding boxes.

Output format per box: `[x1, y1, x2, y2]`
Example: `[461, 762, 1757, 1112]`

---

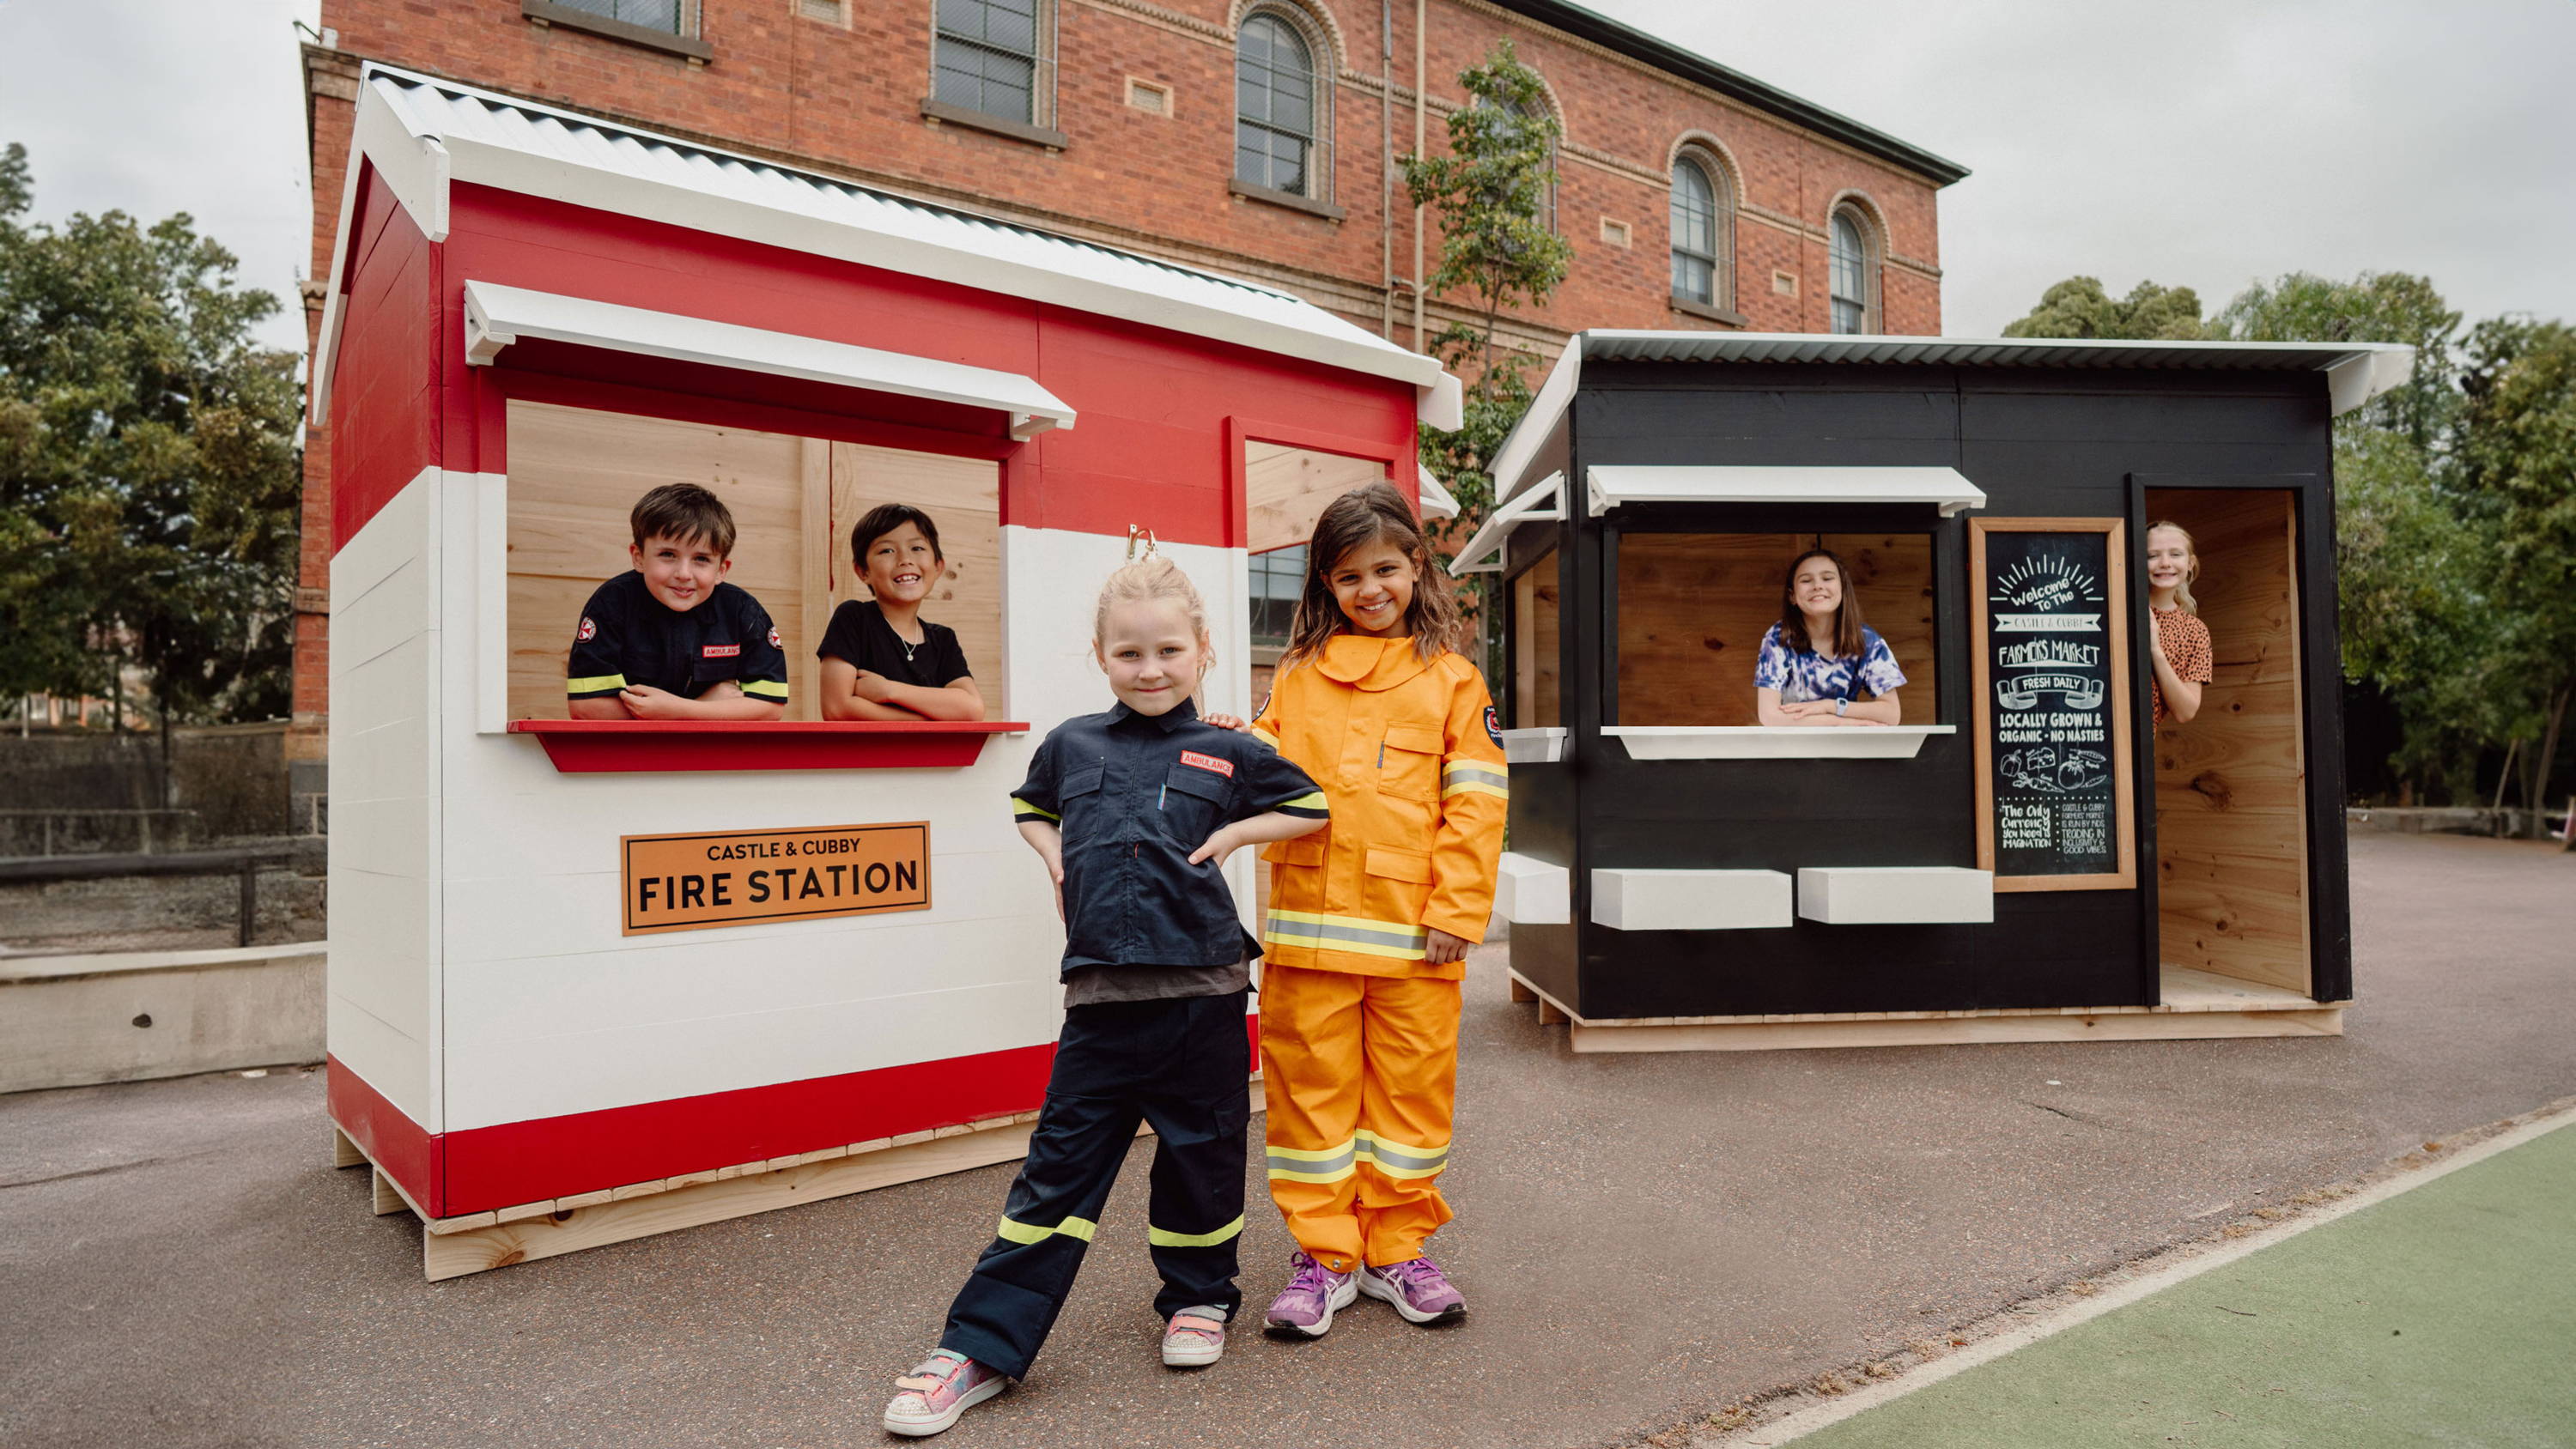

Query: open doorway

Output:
[2146, 488, 2312, 1000]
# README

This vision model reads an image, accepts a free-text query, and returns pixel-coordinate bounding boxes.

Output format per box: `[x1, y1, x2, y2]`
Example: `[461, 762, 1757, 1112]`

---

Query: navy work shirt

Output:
[1012, 699, 1327, 973]
[565, 571, 790, 707]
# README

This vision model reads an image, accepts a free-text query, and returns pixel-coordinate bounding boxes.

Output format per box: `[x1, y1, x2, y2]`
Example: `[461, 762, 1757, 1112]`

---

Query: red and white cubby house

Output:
[313, 64, 1458, 1277]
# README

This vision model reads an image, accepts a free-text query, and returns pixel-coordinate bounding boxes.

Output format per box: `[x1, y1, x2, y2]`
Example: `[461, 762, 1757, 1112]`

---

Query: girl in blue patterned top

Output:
[1753, 548, 1906, 726]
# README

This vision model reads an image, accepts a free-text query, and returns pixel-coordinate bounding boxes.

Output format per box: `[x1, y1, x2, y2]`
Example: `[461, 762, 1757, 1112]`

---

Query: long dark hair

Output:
[1277, 482, 1467, 670]
[1777, 548, 1868, 658]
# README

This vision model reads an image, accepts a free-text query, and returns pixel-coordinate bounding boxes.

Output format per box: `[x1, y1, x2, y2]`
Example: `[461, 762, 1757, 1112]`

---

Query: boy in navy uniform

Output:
[566, 483, 791, 719]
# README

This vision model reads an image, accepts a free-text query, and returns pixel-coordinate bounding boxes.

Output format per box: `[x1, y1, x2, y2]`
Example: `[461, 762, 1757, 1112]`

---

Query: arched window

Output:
[1236, 10, 1319, 197]
[1670, 153, 1732, 309]
[1830, 208, 1875, 334]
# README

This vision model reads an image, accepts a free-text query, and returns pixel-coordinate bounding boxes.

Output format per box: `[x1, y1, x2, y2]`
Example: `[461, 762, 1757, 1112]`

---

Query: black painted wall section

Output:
[1529, 361, 2348, 1019]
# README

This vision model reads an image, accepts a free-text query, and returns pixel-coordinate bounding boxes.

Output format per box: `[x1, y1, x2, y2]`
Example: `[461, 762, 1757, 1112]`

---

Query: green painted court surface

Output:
[1786, 1121, 2576, 1449]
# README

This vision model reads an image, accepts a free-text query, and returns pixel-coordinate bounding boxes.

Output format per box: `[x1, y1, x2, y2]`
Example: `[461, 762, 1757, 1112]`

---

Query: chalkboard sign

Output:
[1971, 518, 2136, 890]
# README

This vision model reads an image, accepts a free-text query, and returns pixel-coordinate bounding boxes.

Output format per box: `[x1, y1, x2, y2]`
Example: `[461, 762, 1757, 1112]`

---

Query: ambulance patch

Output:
[702, 644, 742, 658]
[576, 616, 597, 642]
[1178, 750, 1235, 778]
[768, 625, 781, 648]
[1484, 705, 1504, 746]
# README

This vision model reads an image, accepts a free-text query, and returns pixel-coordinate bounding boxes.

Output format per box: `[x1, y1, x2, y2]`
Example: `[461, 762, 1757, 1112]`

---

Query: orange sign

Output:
[620, 822, 931, 936]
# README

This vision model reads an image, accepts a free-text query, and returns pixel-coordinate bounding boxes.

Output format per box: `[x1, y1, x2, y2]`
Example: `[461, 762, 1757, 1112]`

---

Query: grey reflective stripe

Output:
[1267, 1144, 1357, 1176]
[1442, 763, 1509, 788]
[1264, 915, 1426, 949]
[1358, 1136, 1449, 1173]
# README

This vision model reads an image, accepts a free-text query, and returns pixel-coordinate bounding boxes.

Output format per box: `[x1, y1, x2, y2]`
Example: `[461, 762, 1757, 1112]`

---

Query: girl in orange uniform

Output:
[1235, 482, 1508, 1336]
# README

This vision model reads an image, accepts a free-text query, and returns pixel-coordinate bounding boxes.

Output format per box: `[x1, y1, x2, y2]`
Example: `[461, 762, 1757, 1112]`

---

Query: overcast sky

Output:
[2, 0, 2570, 356]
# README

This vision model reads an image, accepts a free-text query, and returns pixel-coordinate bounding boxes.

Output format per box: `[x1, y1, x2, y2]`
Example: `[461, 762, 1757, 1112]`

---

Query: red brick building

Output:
[290, 0, 1965, 822]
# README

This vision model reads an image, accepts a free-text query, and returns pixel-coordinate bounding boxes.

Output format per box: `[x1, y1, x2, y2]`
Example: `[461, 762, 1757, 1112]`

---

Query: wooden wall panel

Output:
[507, 401, 816, 721]
[1245, 442, 1385, 555]
[829, 443, 1002, 708]
[1614, 533, 1935, 726]
[2151, 489, 2310, 994]
[1514, 555, 1561, 729]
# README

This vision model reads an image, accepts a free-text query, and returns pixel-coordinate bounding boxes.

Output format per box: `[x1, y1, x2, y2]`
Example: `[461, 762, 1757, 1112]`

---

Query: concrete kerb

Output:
[1649, 1094, 2576, 1447]
[0, 942, 327, 1093]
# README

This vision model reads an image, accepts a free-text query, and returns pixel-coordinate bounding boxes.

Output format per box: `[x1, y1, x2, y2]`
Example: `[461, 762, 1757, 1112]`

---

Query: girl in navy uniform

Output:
[882, 534, 1329, 1437]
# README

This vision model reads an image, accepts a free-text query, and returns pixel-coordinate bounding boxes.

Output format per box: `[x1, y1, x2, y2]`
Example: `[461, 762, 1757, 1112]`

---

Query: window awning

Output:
[1417, 473, 1461, 521]
[461, 281, 1076, 440]
[1585, 465, 1986, 518]
[1447, 471, 1566, 575]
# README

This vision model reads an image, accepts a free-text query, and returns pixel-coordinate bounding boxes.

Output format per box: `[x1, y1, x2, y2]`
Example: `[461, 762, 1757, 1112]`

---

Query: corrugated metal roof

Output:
[314, 65, 1459, 426]
[1488, 330, 2418, 501]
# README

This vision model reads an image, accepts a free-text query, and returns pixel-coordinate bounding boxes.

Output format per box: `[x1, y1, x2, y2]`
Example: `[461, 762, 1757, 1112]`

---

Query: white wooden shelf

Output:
[1602, 725, 1956, 760]
[1500, 727, 1567, 764]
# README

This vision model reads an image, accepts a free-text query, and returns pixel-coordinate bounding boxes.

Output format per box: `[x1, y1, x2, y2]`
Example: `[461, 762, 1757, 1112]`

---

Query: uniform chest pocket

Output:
[1157, 763, 1232, 849]
[1056, 763, 1106, 830]
[1376, 722, 1444, 803]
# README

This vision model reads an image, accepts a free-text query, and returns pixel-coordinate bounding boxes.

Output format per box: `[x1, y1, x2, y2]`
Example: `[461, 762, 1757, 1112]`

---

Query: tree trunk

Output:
[2529, 684, 2569, 840]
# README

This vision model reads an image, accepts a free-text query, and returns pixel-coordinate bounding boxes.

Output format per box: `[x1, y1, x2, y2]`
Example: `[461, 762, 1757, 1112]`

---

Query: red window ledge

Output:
[507, 720, 1028, 773]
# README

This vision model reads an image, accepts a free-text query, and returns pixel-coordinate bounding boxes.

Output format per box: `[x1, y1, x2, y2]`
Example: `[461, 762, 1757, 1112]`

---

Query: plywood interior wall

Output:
[507, 401, 817, 722]
[829, 442, 1003, 710]
[1245, 442, 1387, 555]
[1513, 554, 1560, 729]
[505, 403, 1004, 723]
[1614, 533, 1935, 726]
[2151, 489, 2310, 996]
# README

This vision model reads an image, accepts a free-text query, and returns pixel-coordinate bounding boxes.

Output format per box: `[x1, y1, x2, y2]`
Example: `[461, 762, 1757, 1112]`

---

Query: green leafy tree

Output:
[2220, 270, 2461, 449]
[0, 141, 302, 730]
[2452, 317, 2576, 819]
[1400, 40, 1573, 660]
[2001, 276, 2220, 341]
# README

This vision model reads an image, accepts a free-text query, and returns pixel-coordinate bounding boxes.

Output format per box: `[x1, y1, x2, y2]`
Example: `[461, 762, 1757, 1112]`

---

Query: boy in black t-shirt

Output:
[565, 484, 790, 720]
[817, 504, 987, 721]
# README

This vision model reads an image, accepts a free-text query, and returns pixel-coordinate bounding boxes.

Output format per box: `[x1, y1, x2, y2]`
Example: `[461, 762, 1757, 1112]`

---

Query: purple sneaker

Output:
[1262, 1252, 1358, 1338]
[1358, 1257, 1467, 1325]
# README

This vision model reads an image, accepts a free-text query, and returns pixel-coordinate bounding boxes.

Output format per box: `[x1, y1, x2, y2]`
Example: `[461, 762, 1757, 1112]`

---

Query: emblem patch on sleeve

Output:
[576, 616, 597, 642]
[768, 625, 781, 648]
[1484, 705, 1504, 746]
[1177, 750, 1236, 777]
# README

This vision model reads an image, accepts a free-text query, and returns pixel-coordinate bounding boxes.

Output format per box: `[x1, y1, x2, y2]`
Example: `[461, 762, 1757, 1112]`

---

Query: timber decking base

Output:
[336, 1082, 1265, 1281]
[1510, 967, 2345, 1054]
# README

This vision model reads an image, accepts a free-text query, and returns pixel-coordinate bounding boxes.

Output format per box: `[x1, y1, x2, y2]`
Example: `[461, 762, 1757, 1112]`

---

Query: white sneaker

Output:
[1161, 1309, 1227, 1367]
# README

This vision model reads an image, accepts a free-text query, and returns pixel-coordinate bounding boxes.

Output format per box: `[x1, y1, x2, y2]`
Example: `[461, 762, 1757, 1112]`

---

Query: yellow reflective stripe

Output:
[1250, 726, 1280, 749]
[1262, 923, 1425, 961]
[566, 674, 628, 694]
[1262, 908, 1429, 941]
[1147, 1215, 1245, 1248]
[995, 1214, 1097, 1246]
[1441, 780, 1510, 801]
[1265, 1139, 1357, 1163]
[1356, 1130, 1451, 1179]
[1441, 762, 1509, 786]
[1267, 1162, 1358, 1183]
[1273, 791, 1329, 815]
[739, 679, 789, 700]
[1011, 797, 1060, 822]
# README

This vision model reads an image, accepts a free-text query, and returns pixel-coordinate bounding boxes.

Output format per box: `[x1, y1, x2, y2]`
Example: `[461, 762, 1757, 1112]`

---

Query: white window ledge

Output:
[1500, 727, 1567, 764]
[1603, 725, 1956, 760]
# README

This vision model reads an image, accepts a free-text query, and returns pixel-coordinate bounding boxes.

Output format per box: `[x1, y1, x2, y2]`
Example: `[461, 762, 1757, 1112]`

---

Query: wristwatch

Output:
[1834, 698, 1850, 717]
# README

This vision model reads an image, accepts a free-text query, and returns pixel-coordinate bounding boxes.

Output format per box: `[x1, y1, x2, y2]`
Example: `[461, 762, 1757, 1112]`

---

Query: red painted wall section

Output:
[327, 1055, 446, 1217]
[433, 184, 1419, 547]
[327, 164, 443, 552]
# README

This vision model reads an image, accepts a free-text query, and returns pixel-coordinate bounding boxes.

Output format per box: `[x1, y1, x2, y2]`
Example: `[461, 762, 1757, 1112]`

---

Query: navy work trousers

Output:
[939, 991, 1250, 1379]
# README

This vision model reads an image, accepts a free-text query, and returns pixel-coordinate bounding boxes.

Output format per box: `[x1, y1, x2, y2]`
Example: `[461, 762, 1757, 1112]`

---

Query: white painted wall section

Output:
[1495, 852, 1571, 925]
[1592, 869, 1793, 931]
[1796, 867, 1996, 925]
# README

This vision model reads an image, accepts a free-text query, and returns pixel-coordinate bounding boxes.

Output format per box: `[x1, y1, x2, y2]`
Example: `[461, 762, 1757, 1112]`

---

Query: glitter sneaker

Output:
[1161, 1307, 1228, 1368]
[881, 1349, 1008, 1437]
[1261, 1252, 1358, 1338]
[1358, 1256, 1467, 1325]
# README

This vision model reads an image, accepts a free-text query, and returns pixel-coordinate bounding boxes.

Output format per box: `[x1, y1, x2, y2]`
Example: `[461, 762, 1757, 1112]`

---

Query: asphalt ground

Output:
[3, 831, 2571, 1449]
[1765, 1112, 2576, 1448]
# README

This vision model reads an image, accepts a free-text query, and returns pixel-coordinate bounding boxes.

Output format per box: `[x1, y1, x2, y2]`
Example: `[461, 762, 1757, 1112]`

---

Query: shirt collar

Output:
[1109, 697, 1200, 733]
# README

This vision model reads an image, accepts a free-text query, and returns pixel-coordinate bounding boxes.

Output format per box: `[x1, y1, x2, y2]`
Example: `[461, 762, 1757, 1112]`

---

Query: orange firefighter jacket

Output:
[1251, 634, 1509, 981]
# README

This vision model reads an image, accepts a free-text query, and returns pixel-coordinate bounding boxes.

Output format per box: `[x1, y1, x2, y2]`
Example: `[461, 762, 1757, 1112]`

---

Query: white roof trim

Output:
[1447, 470, 1565, 576]
[1416, 472, 1461, 520]
[460, 282, 1075, 439]
[1486, 330, 2421, 502]
[314, 66, 1455, 428]
[1586, 465, 1986, 518]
